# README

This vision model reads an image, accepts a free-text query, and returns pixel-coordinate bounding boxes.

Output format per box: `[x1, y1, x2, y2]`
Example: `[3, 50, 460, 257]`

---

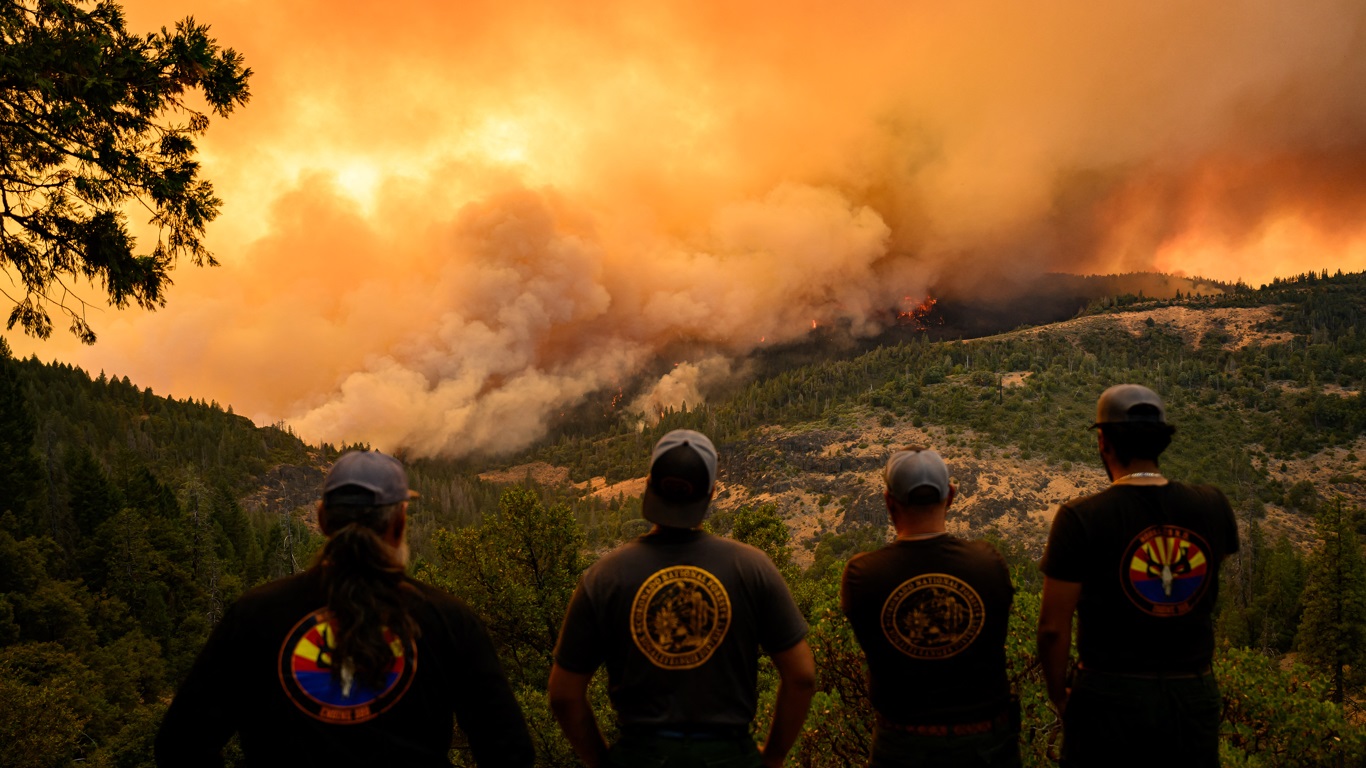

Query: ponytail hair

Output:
[317, 501, 419, 691]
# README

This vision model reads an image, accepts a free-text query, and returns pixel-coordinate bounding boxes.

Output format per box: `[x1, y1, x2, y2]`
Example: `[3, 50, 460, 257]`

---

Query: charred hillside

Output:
[521, 271, 1241, 448]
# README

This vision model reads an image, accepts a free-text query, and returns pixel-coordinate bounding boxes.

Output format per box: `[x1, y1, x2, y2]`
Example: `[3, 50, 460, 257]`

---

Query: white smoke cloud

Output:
[629, 356, 736, 427]
[286, 184, 900, 454]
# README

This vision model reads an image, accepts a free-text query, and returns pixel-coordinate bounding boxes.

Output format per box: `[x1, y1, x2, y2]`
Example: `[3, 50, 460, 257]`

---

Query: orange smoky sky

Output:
[10, 0, 1366, 456]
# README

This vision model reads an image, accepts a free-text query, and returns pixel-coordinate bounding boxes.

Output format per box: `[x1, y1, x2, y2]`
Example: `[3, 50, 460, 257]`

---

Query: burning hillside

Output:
[13, 0, 1366, 459]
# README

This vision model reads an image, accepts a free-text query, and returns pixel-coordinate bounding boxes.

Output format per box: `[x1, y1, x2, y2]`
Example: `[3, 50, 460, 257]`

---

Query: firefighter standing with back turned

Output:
[548, 429, 816, 768]
[156, 450, 533, 767]
[1037, 385, 1239, 767]
[842, 446, 1018, 767]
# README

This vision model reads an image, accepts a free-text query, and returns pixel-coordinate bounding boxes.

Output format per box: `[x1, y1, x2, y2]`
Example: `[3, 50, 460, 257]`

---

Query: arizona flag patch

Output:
[278, 609, 416, 723]
[1122, 526, 1212, 617]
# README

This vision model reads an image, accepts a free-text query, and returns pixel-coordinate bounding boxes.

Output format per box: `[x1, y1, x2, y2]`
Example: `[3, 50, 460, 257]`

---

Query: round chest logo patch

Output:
[278, 609, 416, 723]
[631, 566, 732, 670]
[880, 573, 984, 659]
[1122, 525, 1212, 616]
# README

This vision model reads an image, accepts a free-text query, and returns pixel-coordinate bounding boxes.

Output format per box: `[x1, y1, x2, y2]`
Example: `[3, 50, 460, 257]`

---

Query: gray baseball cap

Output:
[1092, 384, 1167, 427]
[641, 429, 718, 529]
[322, 450, 418, 506]
[885, 448, 950, 504]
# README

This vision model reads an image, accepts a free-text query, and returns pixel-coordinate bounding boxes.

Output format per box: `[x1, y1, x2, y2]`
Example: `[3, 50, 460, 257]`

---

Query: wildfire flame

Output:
[896, 295, 939, 329]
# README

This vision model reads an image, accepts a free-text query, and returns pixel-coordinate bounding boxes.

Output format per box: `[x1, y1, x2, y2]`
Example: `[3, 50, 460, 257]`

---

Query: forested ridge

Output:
[3, 271, 1366, 765]
[0, 340, 345, 766]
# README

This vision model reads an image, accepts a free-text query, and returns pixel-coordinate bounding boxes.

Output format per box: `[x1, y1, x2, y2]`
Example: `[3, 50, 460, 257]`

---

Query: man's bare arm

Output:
[1037, 577, 1082, 714]
[760, 640, 817, 768]
[548, 664, 608, 768]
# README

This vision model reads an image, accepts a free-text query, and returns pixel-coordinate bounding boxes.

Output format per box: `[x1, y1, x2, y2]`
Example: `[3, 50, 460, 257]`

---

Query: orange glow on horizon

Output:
[8, 0, 1366, 456]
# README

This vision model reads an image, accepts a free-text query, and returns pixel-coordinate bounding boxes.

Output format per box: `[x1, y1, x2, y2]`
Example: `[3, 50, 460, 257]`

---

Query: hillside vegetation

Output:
[518, 270, 1366, 547]
[2, 271, 1365, 765]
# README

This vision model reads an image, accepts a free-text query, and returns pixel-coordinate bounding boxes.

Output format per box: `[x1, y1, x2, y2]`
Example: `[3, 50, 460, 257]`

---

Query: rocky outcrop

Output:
[241, 462, 327, 522]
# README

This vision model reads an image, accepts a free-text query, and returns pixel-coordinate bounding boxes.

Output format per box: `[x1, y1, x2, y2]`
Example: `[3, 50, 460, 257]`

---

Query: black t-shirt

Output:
[155, 568, 533, 768]
[1039, 481, 1240, 674]
[840, 535, 1014, 724]
[554, 528, 809, 727]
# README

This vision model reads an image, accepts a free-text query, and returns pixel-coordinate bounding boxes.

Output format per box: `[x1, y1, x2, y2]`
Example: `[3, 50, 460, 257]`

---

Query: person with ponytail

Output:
[157, 450, 533, 767]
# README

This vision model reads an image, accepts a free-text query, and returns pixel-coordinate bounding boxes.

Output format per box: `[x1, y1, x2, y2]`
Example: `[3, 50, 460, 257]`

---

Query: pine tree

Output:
[1296, 497, 1366, 705]
[64, 447, 119, 540]
[0, 339, 40, 531]
[2, 0, 251, 342]
[1255, 535, 1307, 653]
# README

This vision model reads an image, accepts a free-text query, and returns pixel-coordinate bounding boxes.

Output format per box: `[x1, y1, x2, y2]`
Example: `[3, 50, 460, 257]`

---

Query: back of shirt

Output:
[840, 536, 1014, 724]
[156, 569, 533, 768]
[1039, 481, 1240, 674]
[554, 528, 808, 727]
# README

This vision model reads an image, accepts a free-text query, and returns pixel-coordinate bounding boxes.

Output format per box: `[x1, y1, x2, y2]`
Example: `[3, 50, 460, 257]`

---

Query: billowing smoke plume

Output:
[12, 0, 1366, 456]
[630, 356, 737, 428]
[283, 184, 898, 454]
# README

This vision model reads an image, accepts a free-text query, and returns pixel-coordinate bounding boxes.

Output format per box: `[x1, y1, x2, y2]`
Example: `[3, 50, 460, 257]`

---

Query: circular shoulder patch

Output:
[880, 573, 985, 659]
[278, 608, 417, 723]
[631, 565, 732, 670]
[1122, 525, 1212, 617]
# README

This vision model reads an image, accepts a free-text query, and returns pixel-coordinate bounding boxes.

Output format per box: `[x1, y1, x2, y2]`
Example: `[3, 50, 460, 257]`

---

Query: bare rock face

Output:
[478, 416, 1113, 568]
[241, 462, 327, 524]
[707, 417, 1112, 568]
